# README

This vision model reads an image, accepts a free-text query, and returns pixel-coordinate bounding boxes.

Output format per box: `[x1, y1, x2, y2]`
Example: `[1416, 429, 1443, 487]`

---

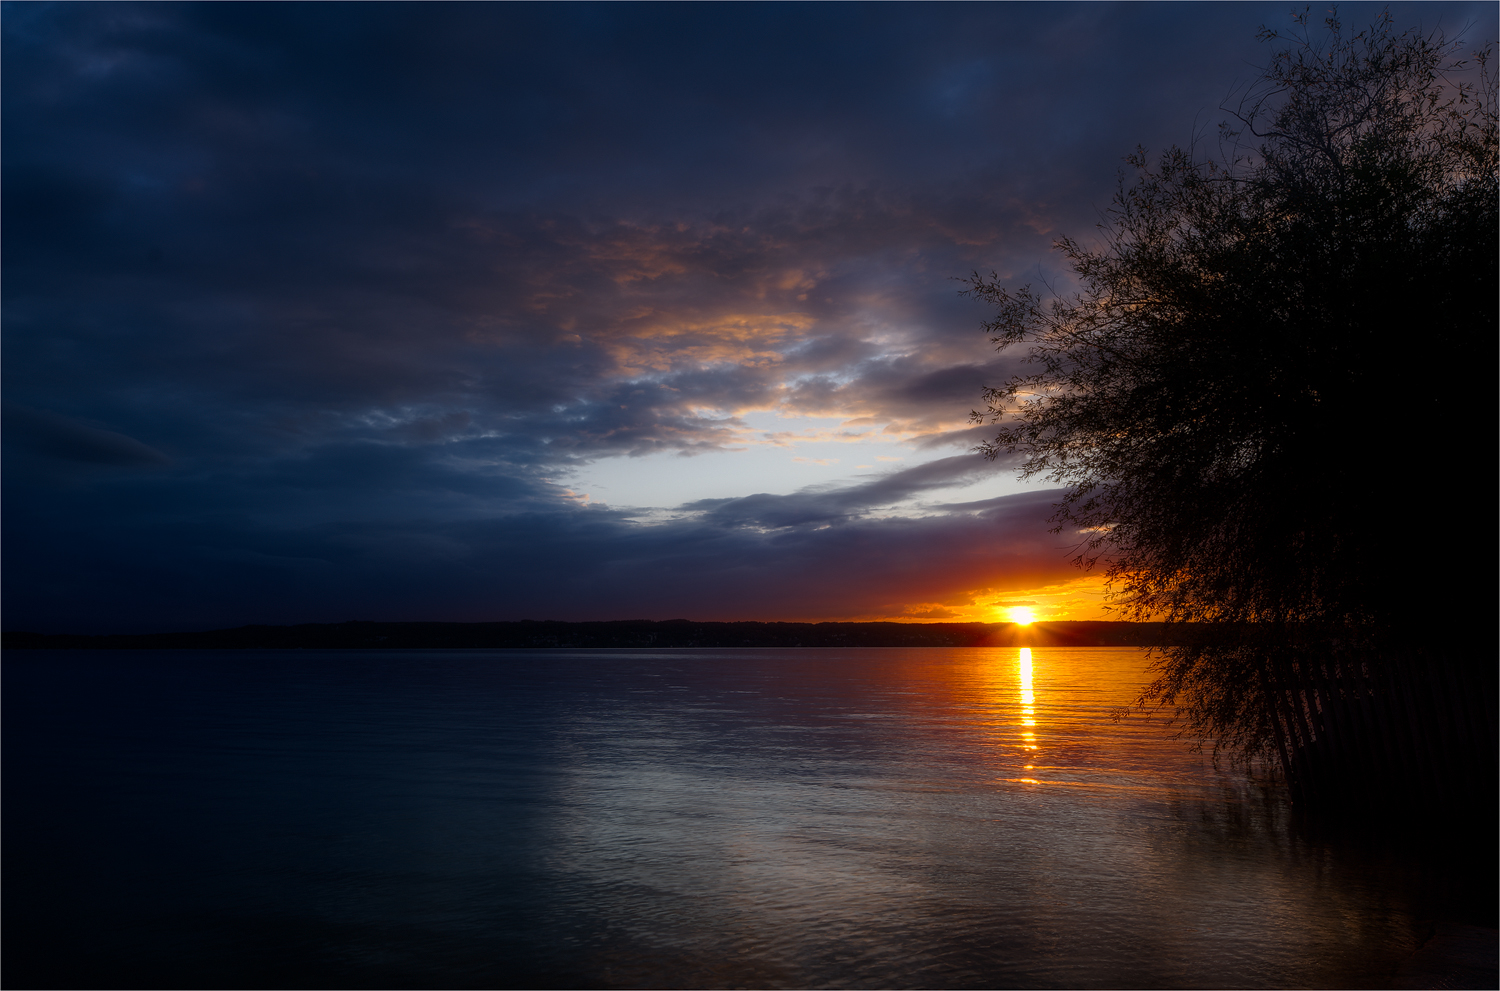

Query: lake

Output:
[0, 647, 1462, 988]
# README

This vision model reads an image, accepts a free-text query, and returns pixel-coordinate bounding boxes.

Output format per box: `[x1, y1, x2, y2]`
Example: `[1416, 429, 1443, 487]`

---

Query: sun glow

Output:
[1008, 606, 1036, 625]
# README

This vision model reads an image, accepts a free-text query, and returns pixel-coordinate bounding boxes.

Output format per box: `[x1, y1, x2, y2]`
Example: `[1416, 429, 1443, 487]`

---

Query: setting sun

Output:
[1008, 607, 1036, 625]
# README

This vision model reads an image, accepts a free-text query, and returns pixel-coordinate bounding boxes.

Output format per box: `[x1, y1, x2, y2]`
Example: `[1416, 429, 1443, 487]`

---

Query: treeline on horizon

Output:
[4, 619, 1201, 650]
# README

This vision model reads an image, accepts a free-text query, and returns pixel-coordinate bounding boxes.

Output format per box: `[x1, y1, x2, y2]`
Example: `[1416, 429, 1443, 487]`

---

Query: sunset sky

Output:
[5, 2, 1492, 633]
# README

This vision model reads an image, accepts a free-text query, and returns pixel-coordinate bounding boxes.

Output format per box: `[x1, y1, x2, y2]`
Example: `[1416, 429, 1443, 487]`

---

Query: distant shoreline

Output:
[3, 619, 1201, 650]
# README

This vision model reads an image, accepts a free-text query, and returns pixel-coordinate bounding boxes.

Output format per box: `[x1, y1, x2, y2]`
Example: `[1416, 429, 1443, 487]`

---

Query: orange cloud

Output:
[604, 312, 813, 375]
[850, 574, 1114, 624]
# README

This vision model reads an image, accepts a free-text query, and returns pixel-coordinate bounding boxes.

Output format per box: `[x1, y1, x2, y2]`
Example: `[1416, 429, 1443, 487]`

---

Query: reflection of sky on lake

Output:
[5, 647, 1437, 988]
[505, 648, 1419, 987]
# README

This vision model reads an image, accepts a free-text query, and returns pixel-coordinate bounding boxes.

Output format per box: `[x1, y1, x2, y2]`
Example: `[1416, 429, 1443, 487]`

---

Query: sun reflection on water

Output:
[1019, 647, 1037, 753]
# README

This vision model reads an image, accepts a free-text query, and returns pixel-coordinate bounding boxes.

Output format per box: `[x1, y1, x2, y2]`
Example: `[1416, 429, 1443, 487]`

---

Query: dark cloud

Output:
[4, 2, 1490, 631]
[4, 404, 171, 467]
[5, 477, 1076, 633]
[682, 454, 1020, 529]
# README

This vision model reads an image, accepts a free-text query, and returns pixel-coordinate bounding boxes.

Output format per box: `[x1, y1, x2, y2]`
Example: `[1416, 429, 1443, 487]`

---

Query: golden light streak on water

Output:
[1019, 646, 1037, 750]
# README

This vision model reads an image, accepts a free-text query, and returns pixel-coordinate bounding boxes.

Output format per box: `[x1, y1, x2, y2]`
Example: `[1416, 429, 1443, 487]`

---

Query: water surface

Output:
[3, 648, 1445, 988]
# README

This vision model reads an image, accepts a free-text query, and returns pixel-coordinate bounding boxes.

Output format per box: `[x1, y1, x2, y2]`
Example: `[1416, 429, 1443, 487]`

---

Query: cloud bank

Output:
[5, 2, 1485, 632]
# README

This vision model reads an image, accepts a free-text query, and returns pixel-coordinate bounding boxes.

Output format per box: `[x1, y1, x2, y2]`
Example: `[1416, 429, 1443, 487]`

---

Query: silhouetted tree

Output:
[967, 11, 1497, 767]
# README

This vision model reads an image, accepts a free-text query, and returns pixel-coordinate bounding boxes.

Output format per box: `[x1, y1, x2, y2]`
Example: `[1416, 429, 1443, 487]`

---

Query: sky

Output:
[5, 2, 1493, 634]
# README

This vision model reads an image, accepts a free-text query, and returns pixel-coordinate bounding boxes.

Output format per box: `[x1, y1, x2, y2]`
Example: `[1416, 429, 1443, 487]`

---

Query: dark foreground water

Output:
[1, 648, 1478, 988]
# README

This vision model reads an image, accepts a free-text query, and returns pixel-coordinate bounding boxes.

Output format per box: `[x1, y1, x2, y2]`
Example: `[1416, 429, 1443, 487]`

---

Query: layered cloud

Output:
[6, 2, 1484, 632]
